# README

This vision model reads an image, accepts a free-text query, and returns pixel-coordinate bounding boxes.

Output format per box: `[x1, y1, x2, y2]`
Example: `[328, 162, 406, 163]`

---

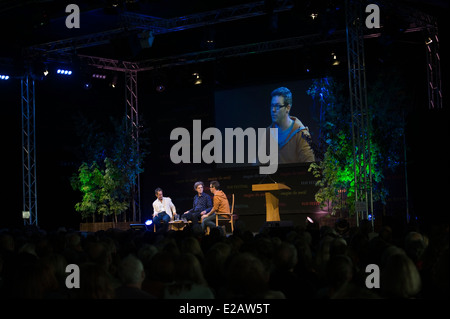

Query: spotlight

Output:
[145, 219, 153, 226]
[193, 72, 202, 85]
[0, 74, 10, 80]
[156, 84, 165, 93]
[92, 74, 107, 79]
[138, 30, 155, 49]
[109, 74, 118, 88]
[83, 82, 92, 90]
[310, 13, 318, 20]
[306, 217, 314, 224]
[57, 69, 72, 75]
[331, 52, 340, 66]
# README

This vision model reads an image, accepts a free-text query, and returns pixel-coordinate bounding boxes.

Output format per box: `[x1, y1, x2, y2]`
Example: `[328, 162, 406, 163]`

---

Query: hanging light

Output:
[331, 52, 340, 66]
[193, 72, 202, 85]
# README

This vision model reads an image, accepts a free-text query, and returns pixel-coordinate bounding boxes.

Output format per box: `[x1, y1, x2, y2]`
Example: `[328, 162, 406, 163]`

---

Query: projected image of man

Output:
[268, 87, 315, 164]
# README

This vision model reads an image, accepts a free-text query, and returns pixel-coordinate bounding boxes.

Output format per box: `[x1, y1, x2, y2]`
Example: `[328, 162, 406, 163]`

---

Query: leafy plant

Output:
[70, 115, 148, 222]
[307, 74, 407, 216]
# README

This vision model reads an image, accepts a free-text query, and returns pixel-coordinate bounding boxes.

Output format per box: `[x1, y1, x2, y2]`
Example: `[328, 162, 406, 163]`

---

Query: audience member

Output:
[141, 251, 176, 299]
[380, 248, 422, 298]
[221, 252, 285, 299]
[316, 254, 354, 299]
[269, 241, 315, 299]
[69, 262, 115, 299]
[164, 253, 214, 299]
[0, 217, 447, 301]
[115, 254, 155, 299]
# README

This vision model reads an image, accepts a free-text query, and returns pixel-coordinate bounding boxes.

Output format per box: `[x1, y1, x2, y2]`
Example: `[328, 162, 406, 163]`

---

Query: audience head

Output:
[71, 262, 115, 299]
[226, 252, 270, 298]
[117, 254, 145, 287]
[381, 249, 422, 298]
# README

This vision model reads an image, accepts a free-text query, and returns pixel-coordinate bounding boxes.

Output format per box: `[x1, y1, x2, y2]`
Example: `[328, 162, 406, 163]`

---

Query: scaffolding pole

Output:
[425, 25, 442, 109]
[345, 0, 373, 228]
[125, 70, 141, 222]
[21, 74, 38, 227]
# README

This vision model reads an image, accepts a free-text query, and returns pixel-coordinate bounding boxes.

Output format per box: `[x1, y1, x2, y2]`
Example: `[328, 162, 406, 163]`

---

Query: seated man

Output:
[182, 181, 213, 223]
[201, 181, 230, 234]
[152, 187, 177, 232]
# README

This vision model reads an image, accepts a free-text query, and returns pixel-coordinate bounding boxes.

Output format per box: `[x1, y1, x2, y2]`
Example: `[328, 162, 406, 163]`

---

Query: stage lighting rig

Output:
[192, 72, 202, 85]
[92, 73, 107, 79]
[109, 74, 118, 88]
[331, 52, 340, 66]
[56, 69, 72, 75]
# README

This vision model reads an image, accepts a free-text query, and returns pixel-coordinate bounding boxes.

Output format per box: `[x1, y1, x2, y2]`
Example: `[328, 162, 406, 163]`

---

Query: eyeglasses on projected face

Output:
[270, 103, 288, 111]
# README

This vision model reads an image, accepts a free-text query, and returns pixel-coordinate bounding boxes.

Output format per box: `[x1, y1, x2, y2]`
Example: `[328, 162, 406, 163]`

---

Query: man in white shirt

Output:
[152, 187, 177, 232]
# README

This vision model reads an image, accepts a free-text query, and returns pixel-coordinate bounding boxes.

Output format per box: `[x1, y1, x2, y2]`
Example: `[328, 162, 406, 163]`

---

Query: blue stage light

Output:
[57, 69, 72, 75]
[0, 74, 10, 80]
[145, 219, 153, 226]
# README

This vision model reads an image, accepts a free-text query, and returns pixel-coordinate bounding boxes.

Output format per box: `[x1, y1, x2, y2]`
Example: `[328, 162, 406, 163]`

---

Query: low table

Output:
[168, 220, 189, 231]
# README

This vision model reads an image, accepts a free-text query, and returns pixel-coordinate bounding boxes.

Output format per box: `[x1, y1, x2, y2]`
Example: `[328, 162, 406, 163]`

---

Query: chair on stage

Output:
[215, 194, 236, 233]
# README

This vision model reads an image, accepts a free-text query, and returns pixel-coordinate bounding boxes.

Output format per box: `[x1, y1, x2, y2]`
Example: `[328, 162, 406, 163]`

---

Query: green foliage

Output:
[307, 75, 407, 215]
[70, 115, 148, 221]
[70, 162, 103, 219]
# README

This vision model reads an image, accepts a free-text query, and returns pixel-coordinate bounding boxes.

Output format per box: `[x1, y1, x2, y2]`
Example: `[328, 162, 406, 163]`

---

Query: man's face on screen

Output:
[270, 95, 290, 124]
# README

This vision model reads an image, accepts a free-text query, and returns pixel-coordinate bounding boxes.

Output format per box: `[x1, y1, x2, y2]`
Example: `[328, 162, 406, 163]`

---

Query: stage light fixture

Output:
[0, 74, 10, 80]
[57, 69, 73, 75]
[109, 74, 118, 88]
[145, 219, 153, 226]
[92, 74, 107, 79]
[331, 52, 340, 66]
[156, 84, 165, 93]
[193, 72, 202, 85]
[138, 30, 155, 49]
[83, 82, 92, 90]
[310, 13, 318, 20]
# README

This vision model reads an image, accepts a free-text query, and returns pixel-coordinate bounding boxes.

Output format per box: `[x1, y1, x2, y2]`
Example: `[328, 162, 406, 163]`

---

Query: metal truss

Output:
[25, 28, 136, 59]
[137, 30, 347, 71]
[121, 0, 294, 33]
[425, 24, 442, 109]
[77, 55, 141, 72]
[125, 70, 141, 222]
[76, 31, 347, 73]
[345, 0, 373, 227]
[21, 74, 38, 227]
[375, 1, 442, 109]
[26, 0, 295, 60]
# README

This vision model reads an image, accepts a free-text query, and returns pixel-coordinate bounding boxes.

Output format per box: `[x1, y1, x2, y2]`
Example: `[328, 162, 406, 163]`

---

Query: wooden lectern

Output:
[252, 183, 291, 222]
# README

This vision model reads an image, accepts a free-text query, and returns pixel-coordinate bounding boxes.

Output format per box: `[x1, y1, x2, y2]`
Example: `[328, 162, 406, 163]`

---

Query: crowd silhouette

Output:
[0, 217, 448, 300]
